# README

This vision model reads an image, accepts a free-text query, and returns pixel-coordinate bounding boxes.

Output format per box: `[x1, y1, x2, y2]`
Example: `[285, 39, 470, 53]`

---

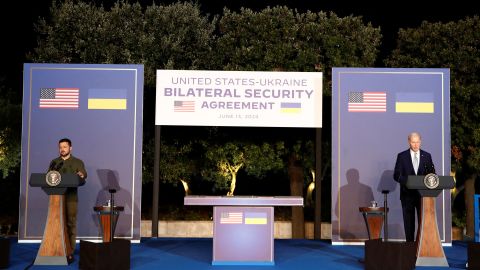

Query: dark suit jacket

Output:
[393, 149, 434, 200]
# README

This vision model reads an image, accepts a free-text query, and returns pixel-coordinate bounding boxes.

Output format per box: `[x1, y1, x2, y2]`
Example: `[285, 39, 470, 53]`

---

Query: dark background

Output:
[1, 0, 478, 93]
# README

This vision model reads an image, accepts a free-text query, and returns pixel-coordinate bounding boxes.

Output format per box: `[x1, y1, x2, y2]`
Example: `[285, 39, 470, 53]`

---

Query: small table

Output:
[359, 207, 386, 239]
[184, 196, 303, 265]
[93, 206, 124, 242]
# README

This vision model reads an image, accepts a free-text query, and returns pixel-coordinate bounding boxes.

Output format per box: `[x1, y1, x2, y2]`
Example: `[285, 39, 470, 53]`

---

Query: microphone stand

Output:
[382, 190, 389, 241]
[108, 189, 117, 242]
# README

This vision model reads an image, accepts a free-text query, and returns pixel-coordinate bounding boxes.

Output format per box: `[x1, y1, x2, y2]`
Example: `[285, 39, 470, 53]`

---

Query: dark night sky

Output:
[1, 0, 478, 94]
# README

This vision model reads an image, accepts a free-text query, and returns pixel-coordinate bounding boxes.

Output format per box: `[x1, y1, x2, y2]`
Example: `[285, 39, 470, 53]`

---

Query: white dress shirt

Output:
[410, 149, 420, 174]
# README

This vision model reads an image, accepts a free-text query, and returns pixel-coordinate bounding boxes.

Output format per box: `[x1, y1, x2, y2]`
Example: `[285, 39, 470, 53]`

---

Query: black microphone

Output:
[54, 161, 64, 171]
[423, 160, 435, 174]
[48, 161, 56, 171]
[429, 162, 436, 174]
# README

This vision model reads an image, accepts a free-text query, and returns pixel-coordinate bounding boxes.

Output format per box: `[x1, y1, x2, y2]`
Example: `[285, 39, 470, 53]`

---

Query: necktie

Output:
[414, 152, 419, 174]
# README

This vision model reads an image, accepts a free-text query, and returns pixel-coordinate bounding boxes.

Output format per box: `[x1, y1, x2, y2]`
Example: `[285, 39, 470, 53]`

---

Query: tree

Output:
[203, 141, 284, 196]
[215, 6, 381, 93]
[31, 0, 108, 63]
[30, 0, 216, 88]
[142, 2, 217, 86]
[0, 80, 21, 178]
[386, 16, 480, 238]
[158, 141, 195, 195]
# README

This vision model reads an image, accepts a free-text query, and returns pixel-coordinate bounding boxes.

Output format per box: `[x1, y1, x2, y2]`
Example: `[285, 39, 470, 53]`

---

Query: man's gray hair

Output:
[408, 132, 421, 141]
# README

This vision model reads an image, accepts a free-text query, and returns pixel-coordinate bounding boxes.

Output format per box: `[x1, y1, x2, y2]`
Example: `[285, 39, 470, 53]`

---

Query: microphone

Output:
[48, 161, 56, 171]
[423, 160, 435, 174]
[429, 163, 436, 174]
[55, 161, 64, 171]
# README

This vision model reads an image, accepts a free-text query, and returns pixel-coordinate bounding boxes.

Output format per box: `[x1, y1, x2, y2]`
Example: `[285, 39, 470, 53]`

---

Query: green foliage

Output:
[142, 137, 154, 183]
[0, 81, 21, 178]
[215, 7, 382, 95]
[31, 0, 107, 63]
[244, 141, 285, 178]
[452, 210, 466, 228]
[158, 141, 194, 187]
[286, 140, 315, 180]
[30, 0, 216, 88]
[142, 2, 217, 85]
[142, 137, 197, 187]
[202, 141, 284, 193]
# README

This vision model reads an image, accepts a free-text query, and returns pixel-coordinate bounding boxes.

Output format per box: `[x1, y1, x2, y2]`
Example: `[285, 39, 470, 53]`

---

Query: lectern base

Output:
[79, 239, 130, 270]
[34, 255, 68, 265]
[0, 238, 10, 268]
[416, 256, 448, 267]
[468, 242, 480, 269]
[365, 239, 416, 270]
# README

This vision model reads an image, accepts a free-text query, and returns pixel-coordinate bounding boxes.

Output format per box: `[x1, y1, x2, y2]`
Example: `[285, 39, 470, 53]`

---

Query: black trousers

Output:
[401, 195, 421, 242]
[66, 191, 78, 254]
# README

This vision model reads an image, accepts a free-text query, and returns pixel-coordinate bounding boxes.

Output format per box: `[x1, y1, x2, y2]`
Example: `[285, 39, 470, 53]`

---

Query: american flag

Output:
[174, 100, 195, 112]
[348, 92, 386, 112]
[220, 212, 243, 224]
[39, 88, 79, 109]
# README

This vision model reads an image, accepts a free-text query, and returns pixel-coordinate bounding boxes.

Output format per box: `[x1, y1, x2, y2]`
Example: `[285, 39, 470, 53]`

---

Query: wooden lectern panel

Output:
[93, 206, 123, 242]
[99, 214, 120, 242]
[366, 215, 384, 239]
[416, 197, 448, 266]
[359, 207, 385, 239]
[36, 195, 71, 261]
[418, 197, 444, 257]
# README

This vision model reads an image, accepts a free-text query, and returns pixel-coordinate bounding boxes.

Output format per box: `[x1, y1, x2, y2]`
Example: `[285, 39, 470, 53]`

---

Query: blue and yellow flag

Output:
[280, 102, 301, 113]
[395, 92, 434, 113]
[88, 89, 127, 110]
[244, 212, 267, 225]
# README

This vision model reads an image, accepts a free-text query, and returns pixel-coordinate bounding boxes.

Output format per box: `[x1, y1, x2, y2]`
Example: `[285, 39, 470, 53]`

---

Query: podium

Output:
[406, 174, 454, 267]
[93, 206, 124, 242]
[184, 196, 303, 265]
[359, 207, 386, 239]
[29, 172, 85, 265]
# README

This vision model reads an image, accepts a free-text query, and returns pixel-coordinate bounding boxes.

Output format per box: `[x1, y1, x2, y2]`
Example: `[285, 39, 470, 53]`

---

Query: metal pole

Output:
[382, 190, 389, 241]
[314, 128, 322, 239]
[152, 125, 161, 237]
[110, 191, 114, 242]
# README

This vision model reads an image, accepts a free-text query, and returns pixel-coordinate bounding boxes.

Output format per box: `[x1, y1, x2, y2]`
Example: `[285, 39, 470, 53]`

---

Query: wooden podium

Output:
[29, 172, 85, 265]
[93, 206, 124, 242]
[406, 174, 454, 267]
[359, 207, 386, 239]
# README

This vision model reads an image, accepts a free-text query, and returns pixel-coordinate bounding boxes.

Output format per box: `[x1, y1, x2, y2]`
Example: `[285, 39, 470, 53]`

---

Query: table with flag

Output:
[184, 196, 303, 265]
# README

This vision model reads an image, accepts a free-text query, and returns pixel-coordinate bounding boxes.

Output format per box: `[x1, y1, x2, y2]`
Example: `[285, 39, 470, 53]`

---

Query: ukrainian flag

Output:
[244, 212, 268, 225]
[88, 89, 127, 110]
[280, 102, 301, 113]
[395, 92, 434, 113]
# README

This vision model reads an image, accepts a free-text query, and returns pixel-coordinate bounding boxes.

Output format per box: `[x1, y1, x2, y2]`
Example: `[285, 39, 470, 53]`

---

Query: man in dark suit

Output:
[393, 132, 434, 242]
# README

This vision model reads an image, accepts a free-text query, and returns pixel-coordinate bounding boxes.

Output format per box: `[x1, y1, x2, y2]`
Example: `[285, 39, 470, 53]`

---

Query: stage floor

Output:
[6, 238, 468, 269]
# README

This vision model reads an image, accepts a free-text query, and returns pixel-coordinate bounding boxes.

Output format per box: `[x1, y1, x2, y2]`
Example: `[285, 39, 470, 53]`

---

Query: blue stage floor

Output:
[6, 238, 468, 269]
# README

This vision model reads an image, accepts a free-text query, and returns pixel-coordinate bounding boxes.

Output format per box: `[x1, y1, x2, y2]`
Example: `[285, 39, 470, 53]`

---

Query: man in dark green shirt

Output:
[48, 138, 87, 263]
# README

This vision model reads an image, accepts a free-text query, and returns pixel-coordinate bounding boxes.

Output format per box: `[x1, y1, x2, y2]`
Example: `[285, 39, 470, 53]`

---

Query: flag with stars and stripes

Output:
[39, 88, 79, 109]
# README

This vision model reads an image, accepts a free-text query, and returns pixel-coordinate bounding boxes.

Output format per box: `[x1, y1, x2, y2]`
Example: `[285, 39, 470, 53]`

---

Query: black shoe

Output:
[67, 255, 74, 264]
